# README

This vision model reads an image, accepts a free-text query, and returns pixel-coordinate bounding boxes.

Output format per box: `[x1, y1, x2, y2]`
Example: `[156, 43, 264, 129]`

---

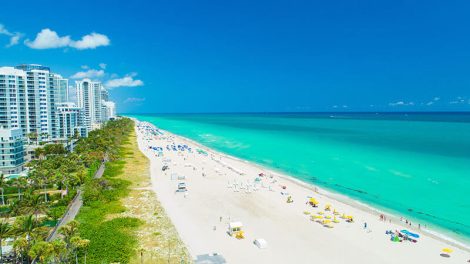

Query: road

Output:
[47, 160, 106, 241]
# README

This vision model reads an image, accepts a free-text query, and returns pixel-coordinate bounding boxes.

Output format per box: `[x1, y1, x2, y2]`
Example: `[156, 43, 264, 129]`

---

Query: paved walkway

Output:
[47, 160, 106, 241]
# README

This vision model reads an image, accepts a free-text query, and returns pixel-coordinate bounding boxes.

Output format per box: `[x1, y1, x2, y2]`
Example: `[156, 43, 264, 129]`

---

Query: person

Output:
[220, 216, 222, 222]
[364, 222, 367, 229]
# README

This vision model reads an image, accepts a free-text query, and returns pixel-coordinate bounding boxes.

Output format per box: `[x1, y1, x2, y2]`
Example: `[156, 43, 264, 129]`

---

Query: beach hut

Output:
[228, 222, 243, 236]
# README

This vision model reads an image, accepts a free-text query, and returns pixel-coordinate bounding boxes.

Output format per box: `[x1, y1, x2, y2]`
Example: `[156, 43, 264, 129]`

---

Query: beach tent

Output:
[253, 239, 268, 249]
[401, 230, 420, 239]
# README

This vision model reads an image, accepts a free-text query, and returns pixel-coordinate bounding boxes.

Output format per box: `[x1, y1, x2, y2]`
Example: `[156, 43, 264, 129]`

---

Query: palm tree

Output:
[51, 239, 67, 263]
[59, 220, 79, 247]
[13, 237, 29, 263]
[0, 174, 6, 206]
[27, 132, 39, 145]
[70, 236, 89, 264]
[24, 195, 47, 222]
[0, 221, 12, 262]
[12, 177, 28, 200]
[28, 241, 53, 263]
[14, 215, 38, 242]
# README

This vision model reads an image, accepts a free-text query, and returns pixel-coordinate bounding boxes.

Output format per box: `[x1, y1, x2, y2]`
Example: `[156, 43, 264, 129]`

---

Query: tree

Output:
[0, 174, 6, 206]
[70, 236, 90, 264]
[0, 221, 12, 262]
[28, 241, 53, 263]
[13, 237, 29, 263]
[34, 147, 46, 160]
[23, 194, 48, 222]
[59, 220, 79, 247]
[51, 239, 67, 263]
[11, 177, 28, 200]
[43, 144, 67, 156]
[27, 132, 39, 145]
[14, 215, 38, 242]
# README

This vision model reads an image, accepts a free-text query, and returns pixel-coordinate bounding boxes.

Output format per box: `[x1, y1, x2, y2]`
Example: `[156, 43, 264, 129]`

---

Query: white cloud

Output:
[69, 32, 110, 49]
[24, 28, 110, 50]
[124, 97, 146, 103]
[389, 101, 414, 106]
[70, 69, 105, 79]
[433, 97, 440, 101]
[105, 75, 144, 88]
[99, 63, 107, 69]
[449, 96, 467, 105]
[24, 28, 71, 49]
[0, 24, 23, 47]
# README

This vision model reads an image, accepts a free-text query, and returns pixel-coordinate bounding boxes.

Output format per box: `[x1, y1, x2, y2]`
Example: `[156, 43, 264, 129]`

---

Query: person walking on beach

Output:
[364, 222, 367, 229]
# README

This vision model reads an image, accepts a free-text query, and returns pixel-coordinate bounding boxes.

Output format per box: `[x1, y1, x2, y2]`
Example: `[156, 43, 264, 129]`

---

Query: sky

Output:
[1, 0, 470, 113]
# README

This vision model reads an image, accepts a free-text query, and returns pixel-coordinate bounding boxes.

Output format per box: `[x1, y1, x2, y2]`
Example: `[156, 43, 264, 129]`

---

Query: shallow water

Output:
[128, 112, 470, 244]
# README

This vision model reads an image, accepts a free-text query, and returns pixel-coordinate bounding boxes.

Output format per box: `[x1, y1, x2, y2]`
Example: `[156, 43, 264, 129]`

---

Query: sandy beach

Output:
[135, 120, 469, 264]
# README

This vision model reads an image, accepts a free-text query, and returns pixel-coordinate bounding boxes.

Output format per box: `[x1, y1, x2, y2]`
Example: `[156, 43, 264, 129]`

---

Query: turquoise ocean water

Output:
[128, 113, 470, 244]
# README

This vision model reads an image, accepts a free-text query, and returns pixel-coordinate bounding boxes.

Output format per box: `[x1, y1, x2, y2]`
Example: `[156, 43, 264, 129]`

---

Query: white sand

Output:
[135, 120, 469, 264]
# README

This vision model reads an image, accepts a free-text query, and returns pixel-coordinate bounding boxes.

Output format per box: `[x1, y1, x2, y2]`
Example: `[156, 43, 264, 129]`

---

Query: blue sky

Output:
[1, 0, 469, 113]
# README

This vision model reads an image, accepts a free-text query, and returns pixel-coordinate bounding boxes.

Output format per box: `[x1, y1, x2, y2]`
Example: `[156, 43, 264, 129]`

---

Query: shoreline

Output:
[134, 118, 470, 263]
[143, 121, 470, 252]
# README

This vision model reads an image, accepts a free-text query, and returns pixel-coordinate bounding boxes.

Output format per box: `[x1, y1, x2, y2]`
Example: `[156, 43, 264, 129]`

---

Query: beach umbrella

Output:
[442, 248, 453, 253]
[309, 198, 318, 205]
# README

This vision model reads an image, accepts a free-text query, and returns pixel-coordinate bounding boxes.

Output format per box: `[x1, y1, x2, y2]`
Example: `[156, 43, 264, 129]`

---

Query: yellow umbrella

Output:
[442, 248, 453, 253]
[309, 198, 319, 205]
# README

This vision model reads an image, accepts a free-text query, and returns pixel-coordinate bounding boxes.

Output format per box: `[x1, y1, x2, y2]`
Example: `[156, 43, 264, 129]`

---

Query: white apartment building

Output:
[0, 67, 26, 131]
[76, 79, 105, 131]
[11, 64, 68, 142]
[0, 128, 25, 175]
[57, 102, 88, 139]
[102, 100, 116, 121]
[54, 74, 69, 103]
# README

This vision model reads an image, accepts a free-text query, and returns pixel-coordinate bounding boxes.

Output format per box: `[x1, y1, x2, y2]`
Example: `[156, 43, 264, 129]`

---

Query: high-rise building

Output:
[76, 79, 103, 130]
[101, 101, 116, 121]
[54, 74, 69, 103]
[57, 102, 88, 139]
[0, 67, 26, 132]
[0, 128, 25, 175]
[13, 64, 61, 142]
[101, 86, 109, 101]
[1, 63, 117, 174]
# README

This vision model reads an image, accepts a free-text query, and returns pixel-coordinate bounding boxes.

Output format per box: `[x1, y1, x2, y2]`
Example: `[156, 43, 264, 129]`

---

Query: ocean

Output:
[127, 112, 470, 245]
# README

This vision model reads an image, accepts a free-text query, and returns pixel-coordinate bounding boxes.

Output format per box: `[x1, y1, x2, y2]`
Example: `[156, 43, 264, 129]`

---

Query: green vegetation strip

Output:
[76, 119, 143, 264]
